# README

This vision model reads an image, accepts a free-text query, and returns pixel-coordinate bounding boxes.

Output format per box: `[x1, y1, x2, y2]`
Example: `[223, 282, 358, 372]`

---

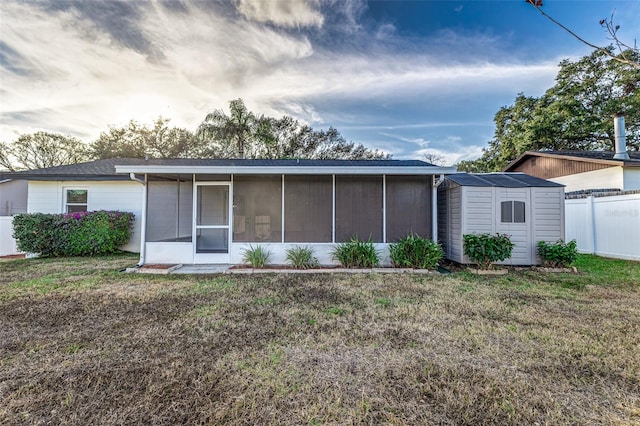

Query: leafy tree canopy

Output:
[458, 48, 640, 172]
[196, 99, 389, 160]
[0, 132, 90, 171]
[92, 117, 200, 160]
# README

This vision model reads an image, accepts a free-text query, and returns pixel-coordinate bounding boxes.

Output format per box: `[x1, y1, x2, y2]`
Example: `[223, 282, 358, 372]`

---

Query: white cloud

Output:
[0, 0, 560, 156]
[414, 145, 483, 166]
[234, 0, 324, 28]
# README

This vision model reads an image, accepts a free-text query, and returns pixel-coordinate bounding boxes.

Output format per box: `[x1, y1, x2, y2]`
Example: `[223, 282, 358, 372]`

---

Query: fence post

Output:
[586, 195, 596, 254]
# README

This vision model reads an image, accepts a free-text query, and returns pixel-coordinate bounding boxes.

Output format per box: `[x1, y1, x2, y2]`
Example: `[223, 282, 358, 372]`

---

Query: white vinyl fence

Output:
[565, 192, 640, 261]
[0, 216, 22, 257]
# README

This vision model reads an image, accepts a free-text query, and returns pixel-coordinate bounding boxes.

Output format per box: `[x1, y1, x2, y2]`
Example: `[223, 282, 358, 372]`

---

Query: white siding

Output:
[27, 181, 143, 252]
[623, 168, 640, 191]
[550, 167, 623, 192]
[463, 187, 494, 234]
[531, 187, 565, 263]
[28, 181, 62, 213]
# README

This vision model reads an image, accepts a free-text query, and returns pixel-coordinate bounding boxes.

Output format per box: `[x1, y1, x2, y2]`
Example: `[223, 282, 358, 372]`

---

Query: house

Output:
[438, 173, 565, 266]
[504, 151, 640, 261]
[0, 158, 457, 265]
[0, 159, 146, 254]
[504, 150, 640, 192]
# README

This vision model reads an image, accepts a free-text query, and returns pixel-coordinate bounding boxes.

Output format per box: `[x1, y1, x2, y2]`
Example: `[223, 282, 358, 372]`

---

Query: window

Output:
[385, 176, 431, 241]
[65, 189, 88, 213]
[501, 201, 525, 223]
[284, 176, 332, 242]
[335, 175, 382, 242]
[233, 176, 282, 242]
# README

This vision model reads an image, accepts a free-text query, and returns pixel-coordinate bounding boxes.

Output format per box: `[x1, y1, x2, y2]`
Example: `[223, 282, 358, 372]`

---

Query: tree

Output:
[422, 152, 446, 166]
[526, 0, 639, 69]
[458, 48, 640, 172]
[196, 99, 389, 160]
[92, 118, 200, 159]
[196, 99, 259, 159]
[0, 132, 90, 171]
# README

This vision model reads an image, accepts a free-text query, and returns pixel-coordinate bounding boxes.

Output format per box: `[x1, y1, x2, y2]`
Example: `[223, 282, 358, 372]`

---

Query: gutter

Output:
[116, 164, 458, 175]
[129, 173, 147, 266]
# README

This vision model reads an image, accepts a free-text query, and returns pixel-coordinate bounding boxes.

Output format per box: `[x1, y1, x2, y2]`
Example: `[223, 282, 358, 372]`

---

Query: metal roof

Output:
[0, 158, 457, 180]
[446, 173, 564, 188]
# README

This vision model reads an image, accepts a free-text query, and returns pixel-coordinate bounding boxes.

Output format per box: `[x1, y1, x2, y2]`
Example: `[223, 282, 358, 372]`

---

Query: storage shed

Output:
[438, 173, 565, 266]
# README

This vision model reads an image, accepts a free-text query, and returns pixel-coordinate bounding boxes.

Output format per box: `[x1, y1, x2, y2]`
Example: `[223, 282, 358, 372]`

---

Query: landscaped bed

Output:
[0, 253, 638, 424]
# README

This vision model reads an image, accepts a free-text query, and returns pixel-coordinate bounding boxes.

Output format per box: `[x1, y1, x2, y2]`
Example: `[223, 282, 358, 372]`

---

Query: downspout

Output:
[129, 173, 147, 266]
[432, 174, 446, 243]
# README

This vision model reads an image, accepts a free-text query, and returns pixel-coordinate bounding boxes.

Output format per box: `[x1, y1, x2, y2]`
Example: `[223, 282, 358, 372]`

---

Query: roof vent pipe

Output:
[613, 114, 630, 160]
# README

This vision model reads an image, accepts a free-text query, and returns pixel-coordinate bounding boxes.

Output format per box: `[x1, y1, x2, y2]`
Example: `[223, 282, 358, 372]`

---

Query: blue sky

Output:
[1, 0, 638, 164]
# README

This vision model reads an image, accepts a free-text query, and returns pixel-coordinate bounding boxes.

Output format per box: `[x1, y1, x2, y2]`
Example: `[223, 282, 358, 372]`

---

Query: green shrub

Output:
[332, 236, 379, 268]
[242, 245, 272, 268]
[12, 211, 134, 257]
[463, 233, 514, 270]
[389, 234, 443, 269]
[537, 240, 578, 267]
[285, 246, 319, 269]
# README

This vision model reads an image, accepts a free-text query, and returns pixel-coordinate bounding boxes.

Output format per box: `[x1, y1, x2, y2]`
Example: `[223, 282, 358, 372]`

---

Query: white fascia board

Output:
[115, 165, 458, 175]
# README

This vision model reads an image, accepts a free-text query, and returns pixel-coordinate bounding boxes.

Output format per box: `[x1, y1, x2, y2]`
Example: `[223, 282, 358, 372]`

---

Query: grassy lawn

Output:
[0, 254, 639, 425]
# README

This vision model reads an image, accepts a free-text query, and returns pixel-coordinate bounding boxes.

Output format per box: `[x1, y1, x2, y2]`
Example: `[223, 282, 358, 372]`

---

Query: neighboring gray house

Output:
[438, 173, 565, 266]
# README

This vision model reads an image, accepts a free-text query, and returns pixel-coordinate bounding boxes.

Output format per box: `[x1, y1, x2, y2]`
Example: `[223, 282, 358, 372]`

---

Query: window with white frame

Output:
[501, 200, 525, 223]
[65, 189, 88, 213]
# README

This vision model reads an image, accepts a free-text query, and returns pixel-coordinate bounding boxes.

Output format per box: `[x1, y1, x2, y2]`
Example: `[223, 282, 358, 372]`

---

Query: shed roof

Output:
[446, 173, 563, 188]
[0, 158, 456, 181]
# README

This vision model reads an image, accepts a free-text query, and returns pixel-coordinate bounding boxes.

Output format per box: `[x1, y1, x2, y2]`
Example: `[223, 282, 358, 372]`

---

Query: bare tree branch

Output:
[526, 0, 640, 68]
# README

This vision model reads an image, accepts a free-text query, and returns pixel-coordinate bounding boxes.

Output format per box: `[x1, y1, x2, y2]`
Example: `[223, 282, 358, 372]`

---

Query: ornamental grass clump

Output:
[241, 245, 272, 268]
[285, 246, 318, 269]
[537, 239, 578, 268]
[12, 211, 134, 257]
[389, 234, 443, 269]
[463, 233, 514, 270]
[332, 236, 379, 268]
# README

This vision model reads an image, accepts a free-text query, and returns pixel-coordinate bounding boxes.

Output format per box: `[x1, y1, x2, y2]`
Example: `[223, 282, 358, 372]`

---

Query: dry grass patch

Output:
[0, 255, 639, 424]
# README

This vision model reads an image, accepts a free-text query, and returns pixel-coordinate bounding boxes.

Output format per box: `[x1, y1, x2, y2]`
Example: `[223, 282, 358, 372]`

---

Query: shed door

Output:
[496, 188, 532, 265]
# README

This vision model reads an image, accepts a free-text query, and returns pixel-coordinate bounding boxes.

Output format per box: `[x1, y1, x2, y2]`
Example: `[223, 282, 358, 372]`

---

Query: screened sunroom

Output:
[115, 159, 456, 265]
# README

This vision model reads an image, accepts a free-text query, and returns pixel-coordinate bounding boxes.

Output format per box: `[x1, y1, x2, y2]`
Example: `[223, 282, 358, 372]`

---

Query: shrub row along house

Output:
[1, 158, 570, 266]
